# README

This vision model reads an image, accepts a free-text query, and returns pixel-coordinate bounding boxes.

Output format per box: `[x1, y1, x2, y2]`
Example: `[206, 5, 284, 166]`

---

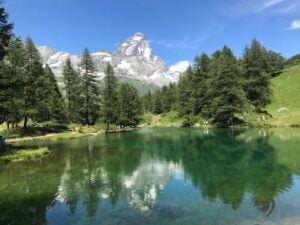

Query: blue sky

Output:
[5, 0, 300, 65]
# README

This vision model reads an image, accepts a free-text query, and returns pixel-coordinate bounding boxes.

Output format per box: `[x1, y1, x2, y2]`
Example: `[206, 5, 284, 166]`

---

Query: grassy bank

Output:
[0, 123, 138, 165]
[1, 122, 138, 145]
[0, 147, 50, 165]
[0, 123, 108, 144]
[141, 111, 208, 128]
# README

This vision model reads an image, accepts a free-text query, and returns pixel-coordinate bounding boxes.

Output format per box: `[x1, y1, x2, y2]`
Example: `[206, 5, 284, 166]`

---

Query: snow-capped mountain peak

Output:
[116, 32, 153, 61]
[38, 32, 188, 88]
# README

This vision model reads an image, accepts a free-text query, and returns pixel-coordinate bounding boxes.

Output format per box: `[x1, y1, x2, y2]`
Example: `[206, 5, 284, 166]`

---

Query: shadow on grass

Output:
[0, 125, 69, 139]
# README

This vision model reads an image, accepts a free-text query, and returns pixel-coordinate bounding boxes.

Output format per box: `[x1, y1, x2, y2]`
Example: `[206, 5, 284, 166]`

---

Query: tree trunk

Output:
[105, 123, 110, 134]
[23, 116, 28, 129]
[7, 122, 10, 130]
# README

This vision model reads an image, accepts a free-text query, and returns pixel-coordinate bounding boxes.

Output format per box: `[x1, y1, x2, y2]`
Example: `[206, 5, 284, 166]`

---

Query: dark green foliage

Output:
[142, 91, 153, 113]
[146, 83, 177, 115]
[243, 39, 272, 111]
[143, 39, 277, 127]
[117, 83, 142, 128]
[63, 58, 81, 122]
[80, 48, 100, 125]
[0, 1, 13, 60]
[23, 37, 46, 128]
[206, 46, 247, 126]
[193, 53, 210, 113]
[152, 90, 163, 114]
[265, 50, 285, 77]
[0, 37, 67, 128]
[176, 66, 195, 117]
[286, 54, 300, 67]
[161, 83, 177, 112]
[102, 63, 118, 132]
[42, 65, 66, 122]
[0, 38, 25, 127]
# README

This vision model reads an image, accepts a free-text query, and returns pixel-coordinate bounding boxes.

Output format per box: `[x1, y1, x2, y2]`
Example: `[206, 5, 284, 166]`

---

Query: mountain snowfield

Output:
[38, 33, 189, 89]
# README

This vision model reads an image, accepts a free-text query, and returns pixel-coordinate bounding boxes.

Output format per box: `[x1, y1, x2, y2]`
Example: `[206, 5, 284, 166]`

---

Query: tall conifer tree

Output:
[63, 58, 81, 122]
[142, 91, 153, 113]
[0, 1, 14, 60]
[177, 66, 195, 117]
[0, 38, 25, 127]
[42, 65, 66, 122]
[80, 48, 100, 125]
[117, 83, 142, 128]
[102, 63, 118, 133]
[243, 39, 272, 111]
[193, 53, 210, 113]
[23, 37, 45, 128]
[207, 46, 247, 126]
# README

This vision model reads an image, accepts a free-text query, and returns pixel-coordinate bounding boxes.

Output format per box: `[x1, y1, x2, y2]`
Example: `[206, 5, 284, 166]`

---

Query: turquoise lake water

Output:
[1, 128, 300, 225]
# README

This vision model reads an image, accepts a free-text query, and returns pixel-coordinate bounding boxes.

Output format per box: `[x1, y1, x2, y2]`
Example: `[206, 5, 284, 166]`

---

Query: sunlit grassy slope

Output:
[266, 65, 300, 126]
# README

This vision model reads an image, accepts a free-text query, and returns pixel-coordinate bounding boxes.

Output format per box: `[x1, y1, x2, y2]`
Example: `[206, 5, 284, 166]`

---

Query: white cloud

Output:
[225, 0, 300, 16]
[274, 2, 300, 13]
[287, 20, 300, 30]
[259, 0, 284, 11]
[169, 61, 190, 74]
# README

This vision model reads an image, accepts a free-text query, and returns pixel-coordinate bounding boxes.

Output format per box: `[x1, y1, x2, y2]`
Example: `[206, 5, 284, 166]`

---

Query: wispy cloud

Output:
[258, 0, 284, 11]
[151, 37, 194, 49]
[273, 2, 300, 13]
[231, 0, 300, 15]
[287, 20, 300, 30]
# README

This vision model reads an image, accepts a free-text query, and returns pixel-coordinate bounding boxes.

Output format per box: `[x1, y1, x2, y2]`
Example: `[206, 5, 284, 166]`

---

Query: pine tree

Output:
[152, 90, 163, 114]
[243, 39, 272, 111]
[63, 58, 81, 122]
[206, 46, 247, 126]
[176, 66, 195, 117]
[193, 53, 210, 114]
[264, 50, 285, 77]
[0, 38, 25, 128]
[142, 91, 153, 113]
[80, 48, 100, 125]
[42, 65, 66, 122]
[23, 37, 45, 128]
[160, 85, 170, 113]
[0, 1, 14, 60]
[117, 83, 142, 128]
[102, 63, 118, 133]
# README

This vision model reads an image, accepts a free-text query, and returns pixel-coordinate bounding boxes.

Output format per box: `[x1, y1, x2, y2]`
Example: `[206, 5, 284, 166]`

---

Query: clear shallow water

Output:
[1, 128, 300, 225]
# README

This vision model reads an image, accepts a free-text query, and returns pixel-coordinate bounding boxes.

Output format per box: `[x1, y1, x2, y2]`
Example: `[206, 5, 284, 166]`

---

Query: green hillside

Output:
[267, 65, 300, 126]
[144, 65, 300, 128]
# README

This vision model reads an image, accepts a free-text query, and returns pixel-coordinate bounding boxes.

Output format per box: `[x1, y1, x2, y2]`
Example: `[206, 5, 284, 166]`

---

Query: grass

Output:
[4, 123, 107, 144]
[141, 111, 184, 127]
[0, 123, 69, 139]
[1, 122, 134, 144]
[158, 111, 186, 127]
[142, 111, 207, 128]
[266, 65, 300, 127]
[0, 147, 50, 164]
[237, 65, 300, 127]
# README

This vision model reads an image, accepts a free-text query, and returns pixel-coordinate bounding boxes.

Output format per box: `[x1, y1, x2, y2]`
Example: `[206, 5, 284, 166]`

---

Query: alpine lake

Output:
[1, 128, 300, 225]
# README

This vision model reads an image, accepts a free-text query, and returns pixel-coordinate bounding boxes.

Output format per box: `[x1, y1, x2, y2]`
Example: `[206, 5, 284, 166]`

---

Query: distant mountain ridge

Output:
[38, 33, 189, 89]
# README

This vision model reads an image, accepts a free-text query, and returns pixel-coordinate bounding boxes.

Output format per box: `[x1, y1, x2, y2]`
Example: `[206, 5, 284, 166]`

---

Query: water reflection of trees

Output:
[0, 129, 294, 225]
[171, 130, 293, 215]
[54, 129, 293, 220]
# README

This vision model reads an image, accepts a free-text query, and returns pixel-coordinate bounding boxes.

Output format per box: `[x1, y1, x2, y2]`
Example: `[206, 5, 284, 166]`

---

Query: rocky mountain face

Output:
[38, 33, 189, 89]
